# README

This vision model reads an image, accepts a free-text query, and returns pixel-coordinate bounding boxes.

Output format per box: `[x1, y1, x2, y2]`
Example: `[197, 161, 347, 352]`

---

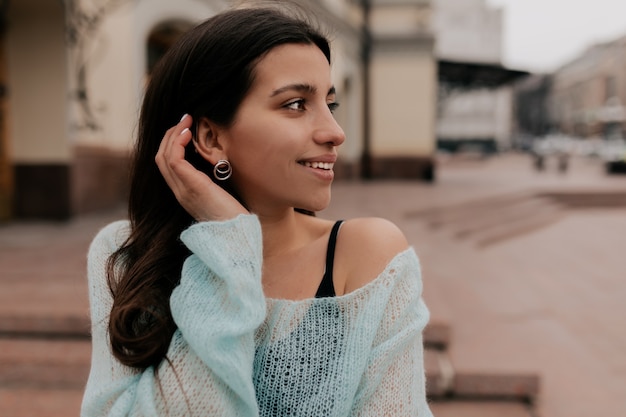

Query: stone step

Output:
[429, 400, 535, 417]
[409, 192, 533, 229]
[0, 387, 84, 417]
[2, 337, 539, 405]
[470, 203, 564, 247]
[423, 279, 453, 350]
[539, 190, 626, 208]
[407, 191, 567, 247]
[424, 321, 451, 350]
[0, 312, 453, 354]
[0, 315, 90, 339]
[0, 338, 91, 389]
[0, 379, 537, 417]
[425, 348, 539, 402]
[453, 197, 559, 238]
[0, 342, 537, 415]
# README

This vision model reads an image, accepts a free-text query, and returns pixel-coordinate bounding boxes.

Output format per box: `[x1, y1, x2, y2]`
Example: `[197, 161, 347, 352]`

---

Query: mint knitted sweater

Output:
[81, 214, 433, 416]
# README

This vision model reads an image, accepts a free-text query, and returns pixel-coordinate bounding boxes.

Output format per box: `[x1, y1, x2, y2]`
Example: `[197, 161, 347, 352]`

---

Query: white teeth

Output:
[301, 161, 334, 170]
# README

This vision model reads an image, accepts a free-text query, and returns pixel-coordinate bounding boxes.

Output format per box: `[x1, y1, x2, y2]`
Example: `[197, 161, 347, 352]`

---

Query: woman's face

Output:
[221, 43, 345, 215]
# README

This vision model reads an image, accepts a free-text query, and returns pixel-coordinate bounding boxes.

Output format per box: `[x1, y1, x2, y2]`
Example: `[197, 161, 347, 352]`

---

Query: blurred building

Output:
[364, 0, 436, 180]
[549, 35, 626, 140]
[432, 0, 526, 154]
[0, 0, 436, 220]
[512, 74, 554, 148]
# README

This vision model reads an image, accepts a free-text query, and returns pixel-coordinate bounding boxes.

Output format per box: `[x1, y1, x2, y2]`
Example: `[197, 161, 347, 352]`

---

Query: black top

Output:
[315, 220, 344, 298]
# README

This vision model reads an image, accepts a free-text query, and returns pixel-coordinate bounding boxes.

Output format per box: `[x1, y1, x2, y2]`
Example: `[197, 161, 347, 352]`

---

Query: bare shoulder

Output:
[336, 217, 409, 294]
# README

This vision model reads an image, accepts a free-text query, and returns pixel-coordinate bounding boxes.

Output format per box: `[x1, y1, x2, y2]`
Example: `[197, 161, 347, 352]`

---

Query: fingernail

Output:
[180, 114, 189, 122]
[181, 128, 190, 135]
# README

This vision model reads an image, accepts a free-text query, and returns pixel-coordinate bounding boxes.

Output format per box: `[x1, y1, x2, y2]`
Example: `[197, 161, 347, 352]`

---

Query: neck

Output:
[256, 208, 303, 259]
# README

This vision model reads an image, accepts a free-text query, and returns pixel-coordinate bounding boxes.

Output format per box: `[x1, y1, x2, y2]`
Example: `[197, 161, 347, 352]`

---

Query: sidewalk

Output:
[323, 153, 626, 416]
[1, 152, 626, 416]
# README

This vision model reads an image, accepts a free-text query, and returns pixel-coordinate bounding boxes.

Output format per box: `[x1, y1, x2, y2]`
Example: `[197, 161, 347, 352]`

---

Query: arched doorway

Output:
[0, 2, 9, 220]
[0, 24, 9, 220]
[146, 20, 193, 76]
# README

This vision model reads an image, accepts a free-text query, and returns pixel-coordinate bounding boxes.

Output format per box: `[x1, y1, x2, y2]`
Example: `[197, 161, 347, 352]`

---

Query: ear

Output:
[194, 116, 229, 165]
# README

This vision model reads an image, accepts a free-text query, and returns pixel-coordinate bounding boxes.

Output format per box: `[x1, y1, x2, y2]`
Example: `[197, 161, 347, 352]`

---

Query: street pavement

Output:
[324, 153, 626, 417]
[1, 152, 626, 416]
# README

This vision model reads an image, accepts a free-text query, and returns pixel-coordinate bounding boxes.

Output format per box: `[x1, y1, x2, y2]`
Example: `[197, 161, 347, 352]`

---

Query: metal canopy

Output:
[438, 59, 530, 89]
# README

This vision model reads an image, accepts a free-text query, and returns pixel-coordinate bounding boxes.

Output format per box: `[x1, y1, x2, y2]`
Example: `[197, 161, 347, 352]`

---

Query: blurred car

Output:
[601, 140, 626, 174]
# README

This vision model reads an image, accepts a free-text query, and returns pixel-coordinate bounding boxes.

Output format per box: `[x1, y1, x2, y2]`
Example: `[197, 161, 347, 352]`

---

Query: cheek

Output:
[226, 112, 304, 178]
[228, 136, 286, 183]
[230, 124, 297, 166]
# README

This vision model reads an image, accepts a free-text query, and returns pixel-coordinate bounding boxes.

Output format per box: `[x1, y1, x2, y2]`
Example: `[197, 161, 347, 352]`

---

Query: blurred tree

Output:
[63, 0, 136, 131]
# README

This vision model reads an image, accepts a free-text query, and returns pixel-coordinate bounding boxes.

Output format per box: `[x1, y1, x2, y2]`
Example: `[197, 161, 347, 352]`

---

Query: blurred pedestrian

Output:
[81, 5, 432, 416]
[557, 151, 570, 173]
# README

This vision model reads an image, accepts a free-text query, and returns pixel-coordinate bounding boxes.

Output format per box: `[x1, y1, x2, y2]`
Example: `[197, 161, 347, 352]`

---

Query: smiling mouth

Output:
[299, 161, 334, 170]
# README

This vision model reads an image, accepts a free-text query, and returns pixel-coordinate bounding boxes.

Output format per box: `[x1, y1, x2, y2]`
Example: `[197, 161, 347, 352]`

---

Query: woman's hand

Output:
[155, 114, 249, 222]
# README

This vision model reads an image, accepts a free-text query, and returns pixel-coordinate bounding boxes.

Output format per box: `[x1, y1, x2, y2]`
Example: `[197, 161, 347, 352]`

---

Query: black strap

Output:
[315, 220, 344, 298]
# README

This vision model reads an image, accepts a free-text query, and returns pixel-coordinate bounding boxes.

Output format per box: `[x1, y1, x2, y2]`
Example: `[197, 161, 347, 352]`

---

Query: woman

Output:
[82, 5, 433, 416]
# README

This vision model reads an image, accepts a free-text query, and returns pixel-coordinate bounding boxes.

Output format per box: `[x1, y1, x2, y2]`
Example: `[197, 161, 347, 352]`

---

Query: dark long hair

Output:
[106, 6, 331, 369]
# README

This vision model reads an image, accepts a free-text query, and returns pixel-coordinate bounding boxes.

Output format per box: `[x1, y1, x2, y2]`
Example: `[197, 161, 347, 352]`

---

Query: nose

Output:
[313, 110, 346, 147]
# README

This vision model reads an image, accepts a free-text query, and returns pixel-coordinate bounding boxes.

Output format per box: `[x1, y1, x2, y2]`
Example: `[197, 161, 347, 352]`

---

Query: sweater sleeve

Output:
[350, 250, 434, 417]
[81, 214, 265, 417]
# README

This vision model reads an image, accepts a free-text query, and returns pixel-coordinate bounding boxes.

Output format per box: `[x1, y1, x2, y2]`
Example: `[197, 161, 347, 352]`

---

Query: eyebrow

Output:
[270, 83, 336, 97]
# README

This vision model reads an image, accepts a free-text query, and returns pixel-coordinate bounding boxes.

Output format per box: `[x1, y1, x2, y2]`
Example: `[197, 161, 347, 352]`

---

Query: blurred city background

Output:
[1, 0, 625, 416]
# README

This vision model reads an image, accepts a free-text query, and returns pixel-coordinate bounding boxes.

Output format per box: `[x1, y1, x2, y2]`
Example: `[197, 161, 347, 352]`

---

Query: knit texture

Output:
[81, 214, 433, 416]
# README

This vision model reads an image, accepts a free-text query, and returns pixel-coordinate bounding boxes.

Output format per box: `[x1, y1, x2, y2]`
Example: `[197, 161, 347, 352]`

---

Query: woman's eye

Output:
[328, 102, 340, 114]
[285, 99, 305, 111]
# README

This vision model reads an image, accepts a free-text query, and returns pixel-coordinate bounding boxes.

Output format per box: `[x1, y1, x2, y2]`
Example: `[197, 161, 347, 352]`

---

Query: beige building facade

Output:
[549, 36, 626, 139]
[367, 0, 436, 179]
[3, 0, 71, 219]
[1, 0, 436, 220]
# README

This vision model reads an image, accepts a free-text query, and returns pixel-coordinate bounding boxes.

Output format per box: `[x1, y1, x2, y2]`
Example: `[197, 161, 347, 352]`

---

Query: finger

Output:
[156, 127, 178, 187]
[164, 126, 194, 181]
[157, 117, 193, 193]
[168, 114, 194, 152]
[157, 115, 193, 168]
[156, 126, 176, 164]
[170, 126, 193, 160]
[161, 114, 193, 162]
